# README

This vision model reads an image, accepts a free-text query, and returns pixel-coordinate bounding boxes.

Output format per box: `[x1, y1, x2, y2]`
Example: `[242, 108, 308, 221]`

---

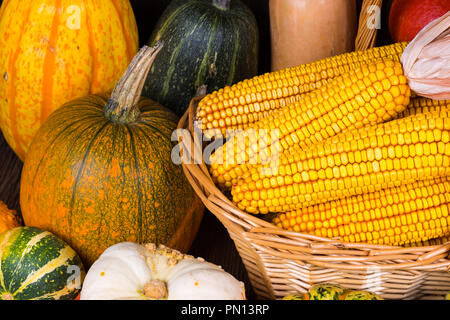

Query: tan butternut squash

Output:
[269, 0, 357, 71]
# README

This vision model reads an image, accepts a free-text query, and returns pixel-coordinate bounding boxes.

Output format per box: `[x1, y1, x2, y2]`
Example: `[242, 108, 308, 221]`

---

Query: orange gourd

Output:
[0, 201, 22, 235]
[20, 45, 204, 267]
[0, 0, 139, 160]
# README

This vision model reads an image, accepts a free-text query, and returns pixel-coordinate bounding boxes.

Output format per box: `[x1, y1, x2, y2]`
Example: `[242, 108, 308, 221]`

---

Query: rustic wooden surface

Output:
[0, 133, 22, 213]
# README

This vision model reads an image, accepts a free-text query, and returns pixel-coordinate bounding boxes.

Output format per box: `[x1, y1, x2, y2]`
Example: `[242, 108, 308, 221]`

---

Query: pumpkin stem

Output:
[104, 42, 164, 123]
[212, 0, 231, 10]
[144, 280, 168, 300]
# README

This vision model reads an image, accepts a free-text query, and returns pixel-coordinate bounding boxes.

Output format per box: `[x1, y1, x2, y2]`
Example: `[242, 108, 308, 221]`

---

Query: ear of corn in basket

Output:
[195, 42, 408, 137]
[394, 97, 450, 119]
[405, 235, 450, 247]
[273, 177, 450, 246]
[209, 59, 412, 189]
[231, 110, 450, 214]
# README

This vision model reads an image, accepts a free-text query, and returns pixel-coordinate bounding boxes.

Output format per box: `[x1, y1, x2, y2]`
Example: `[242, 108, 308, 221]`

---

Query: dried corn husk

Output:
[401, 11, 450, 100]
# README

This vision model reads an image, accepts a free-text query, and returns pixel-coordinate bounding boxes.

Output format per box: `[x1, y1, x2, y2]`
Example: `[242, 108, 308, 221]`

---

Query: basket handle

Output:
[355, 0, 383, 51]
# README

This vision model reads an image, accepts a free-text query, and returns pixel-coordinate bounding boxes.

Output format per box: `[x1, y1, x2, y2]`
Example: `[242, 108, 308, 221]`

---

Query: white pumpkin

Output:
[80, 242, 246, 300]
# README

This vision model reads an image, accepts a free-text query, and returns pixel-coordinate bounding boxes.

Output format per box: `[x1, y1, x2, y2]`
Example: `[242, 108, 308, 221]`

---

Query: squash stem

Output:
[212, 0, 230, 10]
[104, 42, 164, 124]
[144, 280, 168, 300]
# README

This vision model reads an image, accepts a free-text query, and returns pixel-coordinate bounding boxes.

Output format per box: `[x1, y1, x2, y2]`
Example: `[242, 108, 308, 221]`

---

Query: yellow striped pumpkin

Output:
[0, 0, 139, 160]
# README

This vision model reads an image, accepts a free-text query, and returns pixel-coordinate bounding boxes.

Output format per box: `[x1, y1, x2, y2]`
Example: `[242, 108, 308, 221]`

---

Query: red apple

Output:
[389, 0, 450, 42]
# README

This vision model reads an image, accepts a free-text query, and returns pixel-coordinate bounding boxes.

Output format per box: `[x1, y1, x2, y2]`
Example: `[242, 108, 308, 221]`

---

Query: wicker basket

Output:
[178, 95, 450, 300]
[176, 0, 450, 300]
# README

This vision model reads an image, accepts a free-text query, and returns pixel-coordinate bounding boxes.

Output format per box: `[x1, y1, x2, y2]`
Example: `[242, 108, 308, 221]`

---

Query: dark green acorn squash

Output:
[143, 0, 259, 116]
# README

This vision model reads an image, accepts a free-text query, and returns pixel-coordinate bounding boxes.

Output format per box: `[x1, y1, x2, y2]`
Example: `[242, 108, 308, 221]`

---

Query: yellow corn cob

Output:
[406, 235, 450, 247]
[209, 59, 411, 189]
[195, 42, 408, 136]
[394, 97, 450, 119]
[231, 110, 450, 214]
[273, 178, 450, 246]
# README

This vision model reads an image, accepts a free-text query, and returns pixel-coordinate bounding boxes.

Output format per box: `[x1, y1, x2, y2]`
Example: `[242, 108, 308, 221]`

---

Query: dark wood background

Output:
[0, 0, 395, 300]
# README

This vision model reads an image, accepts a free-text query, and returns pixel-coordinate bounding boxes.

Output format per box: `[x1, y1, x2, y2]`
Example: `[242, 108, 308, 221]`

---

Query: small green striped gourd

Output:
[143, 0, 259, 116]
[339, 290, 383, 300]
[303, 283, 346, 300]
[0, 227, 85, 300]
[281, 294, 303, 300]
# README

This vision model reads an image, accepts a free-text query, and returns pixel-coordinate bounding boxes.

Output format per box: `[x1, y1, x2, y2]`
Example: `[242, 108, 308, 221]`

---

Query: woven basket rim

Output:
[177, 97, 450, 273]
